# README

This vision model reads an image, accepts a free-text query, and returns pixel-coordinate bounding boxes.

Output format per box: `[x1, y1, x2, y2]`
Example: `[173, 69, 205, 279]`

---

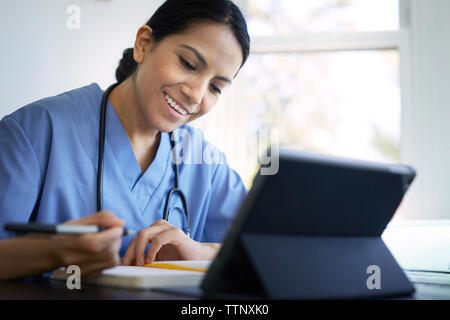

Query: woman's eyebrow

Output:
[215, 76, 232, 84]
[179, 44, 232, 84]
[180, 44, 207, 66]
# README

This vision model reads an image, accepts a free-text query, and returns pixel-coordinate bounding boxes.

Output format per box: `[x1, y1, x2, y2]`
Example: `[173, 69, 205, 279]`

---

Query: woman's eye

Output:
[179, 57, 195, 71]
[210, 84, 222, 95]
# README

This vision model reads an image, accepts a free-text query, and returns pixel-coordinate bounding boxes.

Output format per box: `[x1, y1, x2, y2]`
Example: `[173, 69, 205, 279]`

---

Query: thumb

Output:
[66, 211, 125, 228]
[95, 211, 125, 228]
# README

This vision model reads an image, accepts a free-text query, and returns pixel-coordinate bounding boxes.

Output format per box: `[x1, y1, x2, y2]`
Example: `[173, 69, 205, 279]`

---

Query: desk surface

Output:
[0, 276, 189, 300]
[0, 277, 449, 300]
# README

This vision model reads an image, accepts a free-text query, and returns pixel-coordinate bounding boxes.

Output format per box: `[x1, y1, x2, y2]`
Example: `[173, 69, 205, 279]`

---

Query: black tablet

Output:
[201, 148, 416, 299]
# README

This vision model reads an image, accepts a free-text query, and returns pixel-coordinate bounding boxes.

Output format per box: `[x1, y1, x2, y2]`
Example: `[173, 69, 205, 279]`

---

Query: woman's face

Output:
[132, 20, 244, 133]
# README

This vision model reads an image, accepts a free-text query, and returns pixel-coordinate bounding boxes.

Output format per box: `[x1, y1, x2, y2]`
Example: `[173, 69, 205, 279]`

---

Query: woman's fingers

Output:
[78, 247, 121, 275]
[43, 212, 125, 275]
[121, 238, 137, 266]
[134, 224, 167, 266]
[145, 227, 187, 263]
[122, 220, 186, 266]
[144, 234, 166, 265]
[51, 226, 123, 272]
[72, 226, 123, 254]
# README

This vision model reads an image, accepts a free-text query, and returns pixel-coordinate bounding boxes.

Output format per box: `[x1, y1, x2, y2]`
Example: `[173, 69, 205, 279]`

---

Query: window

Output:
[243, 50, 400, 164]
[195, 2, 405, 185]
[193, 0, 450, 221]
[247, 0, 399, 34]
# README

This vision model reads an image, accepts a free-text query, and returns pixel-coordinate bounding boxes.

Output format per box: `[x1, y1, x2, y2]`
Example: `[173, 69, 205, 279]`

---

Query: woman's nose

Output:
[181, 78, 208, 105]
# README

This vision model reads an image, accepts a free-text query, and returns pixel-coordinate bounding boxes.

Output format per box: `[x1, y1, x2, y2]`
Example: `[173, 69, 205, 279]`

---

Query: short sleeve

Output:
[0, 116, 42, 239]
[201, 152, 248, 242]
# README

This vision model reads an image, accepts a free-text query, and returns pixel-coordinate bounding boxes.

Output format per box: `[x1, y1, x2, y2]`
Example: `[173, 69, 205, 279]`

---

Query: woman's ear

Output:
[133, 25, 154, 64]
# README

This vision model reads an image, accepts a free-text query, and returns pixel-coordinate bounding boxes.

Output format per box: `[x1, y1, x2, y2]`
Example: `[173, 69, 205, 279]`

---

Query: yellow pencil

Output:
[143, 263, 207, 273]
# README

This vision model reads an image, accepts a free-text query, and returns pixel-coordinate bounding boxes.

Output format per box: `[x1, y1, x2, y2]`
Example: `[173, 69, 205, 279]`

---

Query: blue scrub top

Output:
[0, 83, 248, 256]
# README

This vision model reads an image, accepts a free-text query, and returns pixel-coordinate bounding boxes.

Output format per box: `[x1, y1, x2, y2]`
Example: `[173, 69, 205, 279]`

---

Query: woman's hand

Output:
[49, 211, 125, 275]
[121, 219, 220, 266]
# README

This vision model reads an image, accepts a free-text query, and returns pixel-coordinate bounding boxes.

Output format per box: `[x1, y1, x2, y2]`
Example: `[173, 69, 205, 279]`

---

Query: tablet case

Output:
[201, 149, 416, 299]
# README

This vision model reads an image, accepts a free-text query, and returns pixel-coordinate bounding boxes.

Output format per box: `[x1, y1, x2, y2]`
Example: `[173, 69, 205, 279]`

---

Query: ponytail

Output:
[115, 48, 137, 83]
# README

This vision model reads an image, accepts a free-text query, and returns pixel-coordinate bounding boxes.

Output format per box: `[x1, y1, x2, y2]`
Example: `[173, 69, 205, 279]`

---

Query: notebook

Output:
[50, 260, 211, 289]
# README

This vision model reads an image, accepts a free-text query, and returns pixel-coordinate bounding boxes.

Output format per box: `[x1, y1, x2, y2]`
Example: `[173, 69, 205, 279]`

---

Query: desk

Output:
[0, 276, 189, 300]
[0, 276, 449, 300]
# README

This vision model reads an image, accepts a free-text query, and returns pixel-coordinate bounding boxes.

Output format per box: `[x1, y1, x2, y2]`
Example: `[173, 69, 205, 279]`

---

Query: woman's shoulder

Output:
[7, 83, 103, 125]
[2, 83, 103, 146]
[0, 83, 103, 167]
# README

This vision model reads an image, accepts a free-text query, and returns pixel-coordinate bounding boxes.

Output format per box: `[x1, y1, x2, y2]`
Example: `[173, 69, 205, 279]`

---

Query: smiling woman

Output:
[109, 20, 244, 171]
[0, 0, 250, 279]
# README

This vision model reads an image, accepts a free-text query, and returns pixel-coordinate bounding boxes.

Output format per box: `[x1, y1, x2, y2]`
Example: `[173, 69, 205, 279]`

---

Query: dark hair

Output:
[115, 0, 250, 83]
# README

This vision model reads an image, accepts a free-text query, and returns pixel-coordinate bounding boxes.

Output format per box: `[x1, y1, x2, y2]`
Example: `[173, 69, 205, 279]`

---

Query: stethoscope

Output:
[97, 83, 190, 236]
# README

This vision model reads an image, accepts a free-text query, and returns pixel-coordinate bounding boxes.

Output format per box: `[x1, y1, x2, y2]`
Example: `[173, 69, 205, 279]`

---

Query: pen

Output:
[143, 263, 207, 273]
[4, 223, 136, 236]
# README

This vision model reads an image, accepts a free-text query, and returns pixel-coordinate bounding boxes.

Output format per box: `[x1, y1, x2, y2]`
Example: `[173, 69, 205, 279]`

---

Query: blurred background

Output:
[0, 0, 449, 221]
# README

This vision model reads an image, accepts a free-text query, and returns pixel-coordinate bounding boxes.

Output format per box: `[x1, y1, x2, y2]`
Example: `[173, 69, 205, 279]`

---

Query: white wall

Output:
[0, 0, 163, 117]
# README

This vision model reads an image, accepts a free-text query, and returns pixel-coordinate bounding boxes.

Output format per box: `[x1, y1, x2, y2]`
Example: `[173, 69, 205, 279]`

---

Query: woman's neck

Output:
[108, 77, 161, 173]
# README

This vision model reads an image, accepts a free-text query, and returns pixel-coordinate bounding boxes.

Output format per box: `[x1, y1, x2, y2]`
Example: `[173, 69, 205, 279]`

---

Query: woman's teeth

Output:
[165, 94, 188, 116]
